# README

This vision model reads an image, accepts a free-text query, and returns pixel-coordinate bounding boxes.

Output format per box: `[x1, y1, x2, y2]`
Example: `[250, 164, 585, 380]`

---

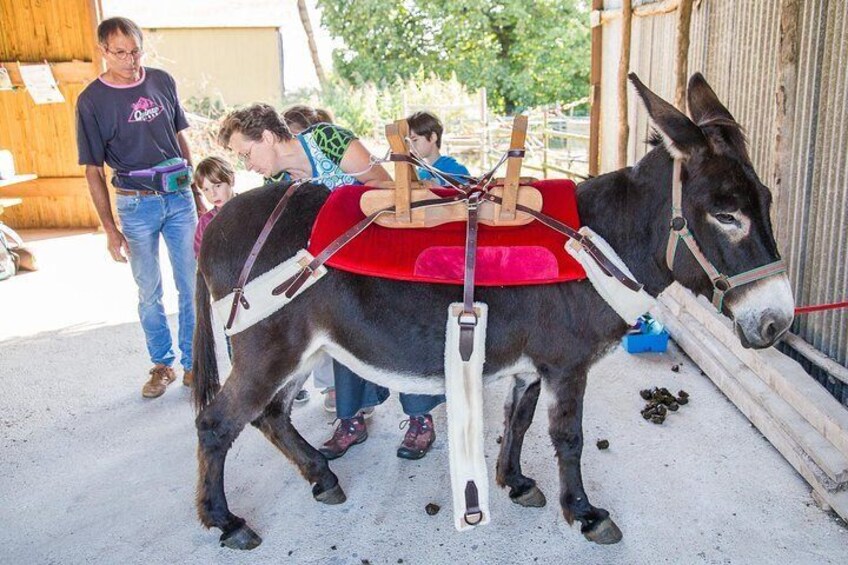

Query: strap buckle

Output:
[458, 310, 478, 329]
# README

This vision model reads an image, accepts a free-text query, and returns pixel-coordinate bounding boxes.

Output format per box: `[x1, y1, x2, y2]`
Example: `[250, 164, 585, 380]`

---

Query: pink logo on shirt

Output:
[128, 97, 164, 123]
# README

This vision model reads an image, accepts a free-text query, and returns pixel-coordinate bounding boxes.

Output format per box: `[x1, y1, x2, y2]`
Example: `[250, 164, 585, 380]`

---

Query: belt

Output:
[115, 188, 161, 197]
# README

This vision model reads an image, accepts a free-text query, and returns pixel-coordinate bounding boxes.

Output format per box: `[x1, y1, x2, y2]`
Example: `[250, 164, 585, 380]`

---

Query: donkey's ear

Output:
[687, 73, 736, 126]
[687, 73, 751, 162]
[629, 73, 706, 160]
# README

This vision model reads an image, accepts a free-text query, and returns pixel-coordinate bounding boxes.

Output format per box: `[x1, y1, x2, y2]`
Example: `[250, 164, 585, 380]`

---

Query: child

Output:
[193, 156, 236, 257]
[406, 111, 470, 185]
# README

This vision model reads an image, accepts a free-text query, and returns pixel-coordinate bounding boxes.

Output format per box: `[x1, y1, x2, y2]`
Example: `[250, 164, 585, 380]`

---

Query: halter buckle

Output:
[670, 216, 687, 231]
[713, 276, 731, 292]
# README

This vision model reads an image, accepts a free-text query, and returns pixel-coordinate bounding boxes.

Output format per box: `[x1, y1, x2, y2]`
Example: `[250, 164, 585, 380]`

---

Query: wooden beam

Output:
[598, 0, 681, 23]
[674, 0, 694, 111]
[588, 0, 603, 176]
[617, 1, 632, 169]
[385, 121, 413, 223]
[0, 177, 89, 198]
[773, 0, 802, 248]
[0, 60, 98, 86]
[499, 114, 528, 220]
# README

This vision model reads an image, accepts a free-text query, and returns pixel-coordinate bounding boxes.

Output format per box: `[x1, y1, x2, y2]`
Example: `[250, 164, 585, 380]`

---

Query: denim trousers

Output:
[116, 189, 197, 370]
[333, 360, 446, 419]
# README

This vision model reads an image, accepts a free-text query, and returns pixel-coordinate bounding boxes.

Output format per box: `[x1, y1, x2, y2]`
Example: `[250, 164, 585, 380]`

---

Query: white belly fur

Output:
[304, 332, 537, 394]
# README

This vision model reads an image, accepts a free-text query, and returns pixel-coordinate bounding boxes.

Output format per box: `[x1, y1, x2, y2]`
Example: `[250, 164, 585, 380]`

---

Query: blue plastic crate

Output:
[622, 316, 669, 353]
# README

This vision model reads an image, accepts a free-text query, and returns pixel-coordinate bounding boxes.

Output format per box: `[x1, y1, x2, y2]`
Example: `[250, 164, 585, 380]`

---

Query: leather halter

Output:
[665, 160, 787, 310]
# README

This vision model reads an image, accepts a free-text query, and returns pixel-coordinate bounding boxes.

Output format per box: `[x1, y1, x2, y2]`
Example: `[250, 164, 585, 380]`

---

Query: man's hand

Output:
[106, 229, 131, 263]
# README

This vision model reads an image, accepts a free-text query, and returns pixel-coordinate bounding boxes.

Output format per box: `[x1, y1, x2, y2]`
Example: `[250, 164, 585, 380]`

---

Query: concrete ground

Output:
[0, 230, 845, 564]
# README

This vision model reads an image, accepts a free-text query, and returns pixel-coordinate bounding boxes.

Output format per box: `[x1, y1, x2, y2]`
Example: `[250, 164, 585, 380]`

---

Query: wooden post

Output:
[589, 0, 603, 176]
[499, 115, 528, 220]
[86, 0, 104, 73]
[773, 0, 802, 253]
[674, 0, 694, 111]
[617, 0, 632, 169]
[385, 120, 415, 223]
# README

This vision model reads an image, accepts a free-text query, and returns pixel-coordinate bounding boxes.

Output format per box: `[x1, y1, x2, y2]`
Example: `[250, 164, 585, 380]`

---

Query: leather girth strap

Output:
[225, 180, 304, 330]
[458, 192, 483, 361]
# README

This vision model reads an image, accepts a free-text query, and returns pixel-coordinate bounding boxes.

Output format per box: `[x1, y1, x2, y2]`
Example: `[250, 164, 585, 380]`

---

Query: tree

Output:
[317, 0, 591, 113]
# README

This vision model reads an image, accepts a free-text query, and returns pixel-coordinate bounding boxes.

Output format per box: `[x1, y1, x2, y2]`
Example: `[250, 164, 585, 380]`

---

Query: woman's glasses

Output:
[105, 48, 144, 61]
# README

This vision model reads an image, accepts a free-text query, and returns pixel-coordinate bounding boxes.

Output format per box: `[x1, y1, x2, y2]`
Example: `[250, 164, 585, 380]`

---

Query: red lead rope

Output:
[795, 300, 848, 315]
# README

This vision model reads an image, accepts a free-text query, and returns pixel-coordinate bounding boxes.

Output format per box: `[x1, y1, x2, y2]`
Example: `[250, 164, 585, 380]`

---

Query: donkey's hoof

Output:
[582, 516, 622, 545]
[314, 482, 347, 505]
[511, 485, 547, 507]
[219, 524, 262, 550]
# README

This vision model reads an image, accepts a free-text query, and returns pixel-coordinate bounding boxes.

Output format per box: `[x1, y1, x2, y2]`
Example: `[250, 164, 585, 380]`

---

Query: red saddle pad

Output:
[307, 179, 587, 286]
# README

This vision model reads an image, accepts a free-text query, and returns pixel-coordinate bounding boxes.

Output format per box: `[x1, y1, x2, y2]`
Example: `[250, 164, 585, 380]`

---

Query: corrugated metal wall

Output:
[599, 0, 847, 369]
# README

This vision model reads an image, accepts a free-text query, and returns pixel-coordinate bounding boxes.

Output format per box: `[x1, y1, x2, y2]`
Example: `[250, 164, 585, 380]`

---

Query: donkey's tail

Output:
[193, 269, 221, 412]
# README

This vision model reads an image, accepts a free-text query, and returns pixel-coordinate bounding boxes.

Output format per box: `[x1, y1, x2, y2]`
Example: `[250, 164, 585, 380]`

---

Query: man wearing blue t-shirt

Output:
[406, 111, 471, 185]
[76, 17, 197, 399]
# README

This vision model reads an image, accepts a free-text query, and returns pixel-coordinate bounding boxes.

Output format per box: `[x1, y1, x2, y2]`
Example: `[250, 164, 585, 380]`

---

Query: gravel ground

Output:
[0, 230, 845, 564]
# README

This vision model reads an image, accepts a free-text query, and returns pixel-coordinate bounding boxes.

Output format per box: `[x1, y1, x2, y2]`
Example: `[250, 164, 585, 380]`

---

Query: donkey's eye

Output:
[714, 212, 737, 225]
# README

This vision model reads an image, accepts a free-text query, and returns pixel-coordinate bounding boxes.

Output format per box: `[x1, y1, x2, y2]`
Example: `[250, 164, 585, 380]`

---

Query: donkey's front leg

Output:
[547, 368, 622, 545]
[496, 373, 546, 507]
[196, 384, 265, 550]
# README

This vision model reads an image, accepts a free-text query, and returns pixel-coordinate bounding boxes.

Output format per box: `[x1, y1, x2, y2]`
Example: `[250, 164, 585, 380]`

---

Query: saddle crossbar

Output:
[498, 114, 528, 220]
[384, 119, 418, 223]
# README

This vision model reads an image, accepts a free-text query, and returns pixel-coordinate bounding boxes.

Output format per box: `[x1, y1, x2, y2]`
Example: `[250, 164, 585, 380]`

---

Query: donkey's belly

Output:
[307, 334, 537, 395]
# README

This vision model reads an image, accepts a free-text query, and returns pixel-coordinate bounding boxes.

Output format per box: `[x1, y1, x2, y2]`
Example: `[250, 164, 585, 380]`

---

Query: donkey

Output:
[192, 74, 794, 549]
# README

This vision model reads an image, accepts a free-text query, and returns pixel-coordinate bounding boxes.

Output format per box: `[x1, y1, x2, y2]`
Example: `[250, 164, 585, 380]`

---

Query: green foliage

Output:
[317, 0, 590, 113]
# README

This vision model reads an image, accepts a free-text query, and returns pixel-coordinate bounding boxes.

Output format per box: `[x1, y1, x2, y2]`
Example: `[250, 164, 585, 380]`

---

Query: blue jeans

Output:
[116, 190, 197, 371]
[333, 360, 445, 419]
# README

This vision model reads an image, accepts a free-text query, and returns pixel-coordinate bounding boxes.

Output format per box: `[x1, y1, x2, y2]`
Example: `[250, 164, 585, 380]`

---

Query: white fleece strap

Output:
[445, 302, 491, 531]
[564, 227, 656, 325]
[212, 249, 327, 336]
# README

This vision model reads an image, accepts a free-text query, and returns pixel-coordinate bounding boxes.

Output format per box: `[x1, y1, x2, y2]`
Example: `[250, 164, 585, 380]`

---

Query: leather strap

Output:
[463, 480, 483, 525]
[115, 188, 159, 197]
[458, 192, 483, 362]
[272, 193, 467, 298]
[225, 180, 303, 330]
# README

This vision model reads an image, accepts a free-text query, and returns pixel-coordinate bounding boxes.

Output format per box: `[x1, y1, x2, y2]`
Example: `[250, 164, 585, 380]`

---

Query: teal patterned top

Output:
[265, 123, 360, 189]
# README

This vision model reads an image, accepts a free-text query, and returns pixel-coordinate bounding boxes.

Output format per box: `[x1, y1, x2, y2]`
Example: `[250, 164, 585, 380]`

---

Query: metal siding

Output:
[600, 0, 847, 368]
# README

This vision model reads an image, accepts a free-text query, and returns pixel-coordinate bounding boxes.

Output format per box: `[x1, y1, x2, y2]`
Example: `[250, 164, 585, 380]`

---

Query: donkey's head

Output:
[630, 73, 794, 348]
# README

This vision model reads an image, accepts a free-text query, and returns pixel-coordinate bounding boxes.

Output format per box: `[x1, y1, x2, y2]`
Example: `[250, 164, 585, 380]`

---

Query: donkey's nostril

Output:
[762, 320, 777, 342]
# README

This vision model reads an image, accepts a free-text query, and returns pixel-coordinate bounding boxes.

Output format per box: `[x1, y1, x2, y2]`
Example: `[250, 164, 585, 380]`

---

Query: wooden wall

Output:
[0, 0, 102, 229]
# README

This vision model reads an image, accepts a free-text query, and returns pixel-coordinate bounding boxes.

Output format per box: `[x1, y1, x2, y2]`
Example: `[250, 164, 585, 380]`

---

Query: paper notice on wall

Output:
[19, 63, 64, 104]
[0, 68, 12, 91]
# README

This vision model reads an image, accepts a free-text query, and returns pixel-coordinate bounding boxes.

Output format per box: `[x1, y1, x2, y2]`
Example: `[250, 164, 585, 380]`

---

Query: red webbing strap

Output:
[225, 181, 303, 330]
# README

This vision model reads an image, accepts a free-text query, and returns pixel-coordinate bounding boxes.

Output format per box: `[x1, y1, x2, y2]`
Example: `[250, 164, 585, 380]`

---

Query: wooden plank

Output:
[617, 0, 632, 168]
[499, 114, 528, 220]
[589, 0, 603, 176]
[0, 197, 23, 215]
[674, 0, 694, 112]
[664, 285, 848, 460]
[0, 177, 89, 198]
[385, 121, 413, 223]
[0, 174, 37, 188]
[0, 60, 98, 85]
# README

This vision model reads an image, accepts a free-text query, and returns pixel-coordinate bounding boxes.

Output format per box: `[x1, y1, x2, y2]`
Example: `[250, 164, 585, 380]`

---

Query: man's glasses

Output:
[237, 141, 258, 167]
[105, 48, 144, 61]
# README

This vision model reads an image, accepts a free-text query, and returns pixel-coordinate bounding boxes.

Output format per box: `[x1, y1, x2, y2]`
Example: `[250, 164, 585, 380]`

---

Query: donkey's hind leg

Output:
[496, 373, 547, 508]
[196, 370, 284, 550]
[252, 380, 347, 505]
[547, 365, 622, 545]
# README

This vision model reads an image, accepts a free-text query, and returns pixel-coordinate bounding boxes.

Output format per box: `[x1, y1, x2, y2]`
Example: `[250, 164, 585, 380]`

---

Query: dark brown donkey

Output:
[192, 74, 794, 549]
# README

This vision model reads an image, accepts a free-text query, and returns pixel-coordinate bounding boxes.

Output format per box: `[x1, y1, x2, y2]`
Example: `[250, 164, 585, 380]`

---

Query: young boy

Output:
[406, 111, 470, 185]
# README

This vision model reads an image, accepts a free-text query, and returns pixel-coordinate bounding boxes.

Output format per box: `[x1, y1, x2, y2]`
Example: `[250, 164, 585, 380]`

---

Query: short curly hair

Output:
[218, 104, 292, 148]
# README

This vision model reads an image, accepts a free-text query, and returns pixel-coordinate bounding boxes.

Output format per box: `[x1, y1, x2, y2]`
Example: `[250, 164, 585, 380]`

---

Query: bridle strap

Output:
[458, 192, 482, 362]
[665, 159, 786, 310]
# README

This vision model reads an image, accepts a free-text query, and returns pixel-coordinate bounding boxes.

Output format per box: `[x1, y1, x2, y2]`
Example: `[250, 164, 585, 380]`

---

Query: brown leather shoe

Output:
[142, 365, 176, 398]
[319, 415, 367, 460]
[182, 370, 194, 387]
[397, 414, 436, 460]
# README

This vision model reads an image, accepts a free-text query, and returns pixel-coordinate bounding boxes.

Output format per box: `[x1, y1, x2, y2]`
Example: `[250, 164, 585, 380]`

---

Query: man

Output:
[76, 17, 197, 398]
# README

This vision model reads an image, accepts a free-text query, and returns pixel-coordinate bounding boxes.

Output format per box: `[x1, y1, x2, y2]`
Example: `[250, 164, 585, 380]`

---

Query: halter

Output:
[666, 160, 787, 311]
